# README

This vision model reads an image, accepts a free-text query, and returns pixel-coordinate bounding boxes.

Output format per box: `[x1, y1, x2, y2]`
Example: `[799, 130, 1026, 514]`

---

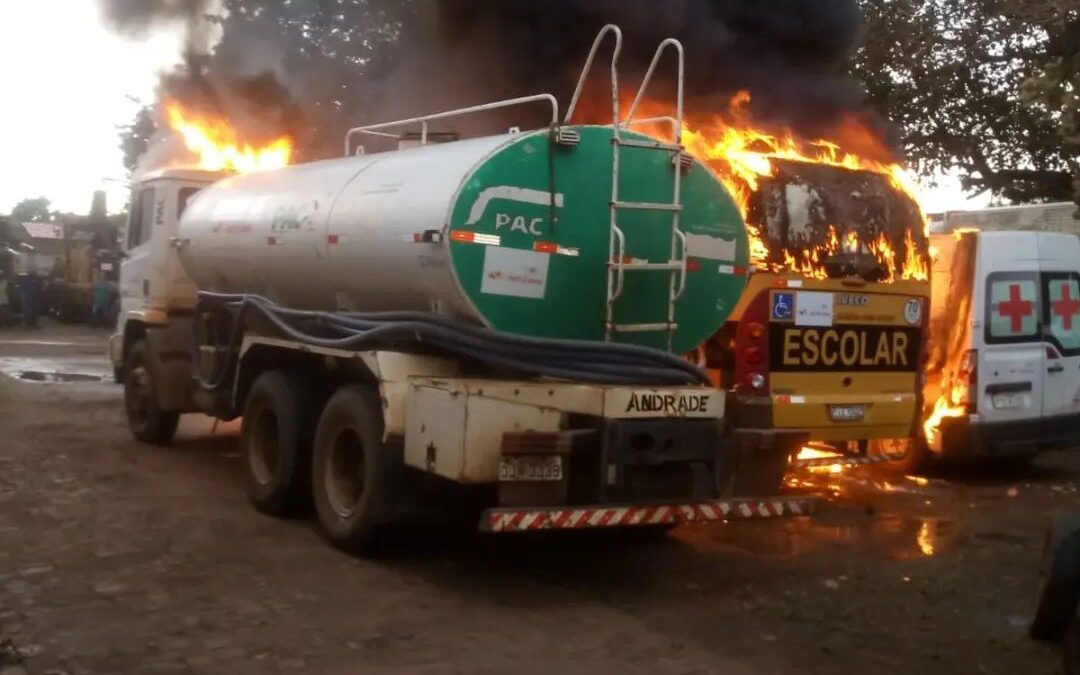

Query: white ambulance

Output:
[925, 229, 1080, 461]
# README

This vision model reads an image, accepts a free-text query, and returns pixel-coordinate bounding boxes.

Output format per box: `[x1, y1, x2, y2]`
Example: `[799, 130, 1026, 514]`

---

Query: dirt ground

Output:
[0, 321, 1077, 675]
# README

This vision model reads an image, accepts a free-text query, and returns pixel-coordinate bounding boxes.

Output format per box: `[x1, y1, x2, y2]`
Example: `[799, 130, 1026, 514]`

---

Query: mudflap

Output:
[145, 319, 196, 412]
[726, 429, 807, 497]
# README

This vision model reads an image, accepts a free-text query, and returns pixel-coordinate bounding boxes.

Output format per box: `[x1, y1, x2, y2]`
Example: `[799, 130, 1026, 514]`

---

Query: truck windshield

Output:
[178, 187, 203, 219]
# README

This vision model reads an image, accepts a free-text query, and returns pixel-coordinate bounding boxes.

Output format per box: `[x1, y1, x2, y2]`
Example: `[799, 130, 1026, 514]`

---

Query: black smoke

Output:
[426, 0, 868, 133]
[97, 0, 890, 162]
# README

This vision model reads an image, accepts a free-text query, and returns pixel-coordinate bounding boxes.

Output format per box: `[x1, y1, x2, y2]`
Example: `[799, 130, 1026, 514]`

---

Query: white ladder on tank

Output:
[565, 24, 689, 353]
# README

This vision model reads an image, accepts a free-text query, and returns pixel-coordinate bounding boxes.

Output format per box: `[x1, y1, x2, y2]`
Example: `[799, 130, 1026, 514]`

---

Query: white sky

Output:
[0, 1, 990, 217]
[0, 1, 183, 215]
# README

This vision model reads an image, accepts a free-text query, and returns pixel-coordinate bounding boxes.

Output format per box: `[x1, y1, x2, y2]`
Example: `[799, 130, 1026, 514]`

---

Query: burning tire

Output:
[123, 340, 179, 445]
[868, 437, 928, 474]
[311, 385, 398, 554]
[241, 370, 317, 517]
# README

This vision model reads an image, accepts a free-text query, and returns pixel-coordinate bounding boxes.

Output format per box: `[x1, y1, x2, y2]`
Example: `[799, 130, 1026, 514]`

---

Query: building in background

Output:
[929, 202, 1079, 235]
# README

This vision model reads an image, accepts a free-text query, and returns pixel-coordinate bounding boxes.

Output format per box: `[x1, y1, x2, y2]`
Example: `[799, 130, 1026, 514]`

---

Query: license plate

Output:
[829, 404, 867, 422]
[992, 392, 1024, 409]
[498, 455, 563, 482]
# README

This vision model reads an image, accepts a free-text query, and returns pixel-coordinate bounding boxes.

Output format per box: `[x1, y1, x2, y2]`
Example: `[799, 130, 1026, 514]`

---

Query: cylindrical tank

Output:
[178, 125, 749, 353]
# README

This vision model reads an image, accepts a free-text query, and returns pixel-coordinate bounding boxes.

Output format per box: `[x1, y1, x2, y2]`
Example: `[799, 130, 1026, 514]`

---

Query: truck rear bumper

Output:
[480, 496, 818, 532]
[939, 413, 1080, 457]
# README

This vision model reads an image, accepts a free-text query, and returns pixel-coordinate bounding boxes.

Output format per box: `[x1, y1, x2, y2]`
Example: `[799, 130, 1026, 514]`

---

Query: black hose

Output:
[193, 292, 710, 389]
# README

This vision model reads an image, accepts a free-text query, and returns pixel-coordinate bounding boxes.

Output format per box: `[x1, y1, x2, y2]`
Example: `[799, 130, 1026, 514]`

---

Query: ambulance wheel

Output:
[869, 437, 928, 474]
[124, 340, 179, 445]
[312, 385, 396, 554]
[1030, 513, 1080, 643]
[241, 370, 317, 517]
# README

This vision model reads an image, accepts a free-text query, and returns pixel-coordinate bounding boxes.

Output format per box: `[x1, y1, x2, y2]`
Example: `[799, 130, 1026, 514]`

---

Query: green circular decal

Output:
[448, 125, 748, 354]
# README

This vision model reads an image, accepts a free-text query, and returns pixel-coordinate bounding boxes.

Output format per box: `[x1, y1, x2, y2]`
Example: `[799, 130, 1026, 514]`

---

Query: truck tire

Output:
[241, 371, 317, 517]
[1066, 621, 1080, 675]
[311, 385, 394, 554]
[123, 340, 180, 445]
[1031, 513, 1080, 642]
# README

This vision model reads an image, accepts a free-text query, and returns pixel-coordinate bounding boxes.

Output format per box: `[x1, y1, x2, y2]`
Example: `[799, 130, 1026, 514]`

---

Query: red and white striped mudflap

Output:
[481, 496, 818, 533]
[789, 453, 907, 470]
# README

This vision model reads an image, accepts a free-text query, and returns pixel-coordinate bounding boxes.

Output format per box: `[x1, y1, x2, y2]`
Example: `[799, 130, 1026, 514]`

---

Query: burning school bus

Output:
[676, 96, 933, 476]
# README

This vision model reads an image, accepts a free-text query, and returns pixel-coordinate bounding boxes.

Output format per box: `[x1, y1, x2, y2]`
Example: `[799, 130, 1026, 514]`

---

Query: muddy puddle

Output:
[675, 509, 962, 560]
[0, 357, 112, 384]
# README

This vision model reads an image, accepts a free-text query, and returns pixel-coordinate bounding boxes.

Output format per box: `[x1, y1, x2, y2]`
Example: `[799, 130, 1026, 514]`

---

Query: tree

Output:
[118, 103, 158, 174]
[855, 0, 1079, 206]
[11, 197, 52, 223]
[1018, 0, 1080, 207]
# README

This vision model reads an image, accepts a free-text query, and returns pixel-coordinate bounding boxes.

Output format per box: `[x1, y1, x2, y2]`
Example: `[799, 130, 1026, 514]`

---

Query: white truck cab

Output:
[109, 169, 221, 374]
[928, 230, 1080, 458]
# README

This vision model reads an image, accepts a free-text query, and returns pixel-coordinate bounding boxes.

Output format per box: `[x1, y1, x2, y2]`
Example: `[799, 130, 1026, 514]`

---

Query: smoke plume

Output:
[98, 0, 891, 164]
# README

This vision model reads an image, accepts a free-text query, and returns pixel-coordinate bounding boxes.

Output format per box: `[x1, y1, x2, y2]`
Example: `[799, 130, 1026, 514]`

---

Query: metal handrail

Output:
[623, 116, 680, 136]
[344, 94, 560, 156]
[624, 39, 684, 143]
[673, 229, 689, 301]
[610, 225, 627, 301]
[564, 24, 623, 125]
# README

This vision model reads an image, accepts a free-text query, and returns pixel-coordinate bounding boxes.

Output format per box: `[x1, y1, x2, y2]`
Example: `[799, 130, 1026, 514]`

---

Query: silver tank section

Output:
[176, 133, 517, 319]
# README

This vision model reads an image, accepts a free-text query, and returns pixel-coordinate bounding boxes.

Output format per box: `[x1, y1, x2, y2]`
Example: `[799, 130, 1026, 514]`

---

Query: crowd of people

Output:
[0, 269, 115, 329]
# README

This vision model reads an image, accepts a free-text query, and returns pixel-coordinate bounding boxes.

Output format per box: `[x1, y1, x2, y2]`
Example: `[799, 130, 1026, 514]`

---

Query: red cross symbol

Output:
[1052, 283, 1080, 330]
[998, 283, 1033, 333]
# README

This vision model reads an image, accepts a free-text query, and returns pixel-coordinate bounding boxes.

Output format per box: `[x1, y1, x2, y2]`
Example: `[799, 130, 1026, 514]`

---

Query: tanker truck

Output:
[109, 26, 813, 552]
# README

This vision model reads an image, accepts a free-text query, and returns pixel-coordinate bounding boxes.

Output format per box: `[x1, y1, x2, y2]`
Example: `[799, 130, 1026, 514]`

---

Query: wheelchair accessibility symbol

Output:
[772, 292, 794, 320]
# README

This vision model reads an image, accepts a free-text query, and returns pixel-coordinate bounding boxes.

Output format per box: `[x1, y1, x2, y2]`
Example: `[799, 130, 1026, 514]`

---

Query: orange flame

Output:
[641, 92, 930, 281]
[795, 446, 847, 475]
[165, 102, 293, 173]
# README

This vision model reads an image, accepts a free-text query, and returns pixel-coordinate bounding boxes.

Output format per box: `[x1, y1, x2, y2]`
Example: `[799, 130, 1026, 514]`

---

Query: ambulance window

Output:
[985, 273, 1039, 343]
[177, 187, 202, 219]
[126, 187, 155, 249]
[1042, 273, 1080, 355]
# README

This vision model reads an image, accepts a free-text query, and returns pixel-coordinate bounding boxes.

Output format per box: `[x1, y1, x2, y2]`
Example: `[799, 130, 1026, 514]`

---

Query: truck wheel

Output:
[241, 371, 316, 517]
[311, 385, 393, 554]
[124, 340, 180, 445]
[1031, 513, 1080, 642]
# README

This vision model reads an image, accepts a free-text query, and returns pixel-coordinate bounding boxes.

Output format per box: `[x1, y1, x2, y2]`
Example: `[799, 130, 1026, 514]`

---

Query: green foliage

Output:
[1017, 0, 1080, 205]
[856, 0, 1079, 205]
[118, 103, 158, 174]
[11, 197, 52, 223]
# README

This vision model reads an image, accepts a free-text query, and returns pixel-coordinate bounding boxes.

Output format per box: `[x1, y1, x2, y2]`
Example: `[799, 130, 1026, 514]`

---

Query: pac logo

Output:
[772, 292, 794, 320]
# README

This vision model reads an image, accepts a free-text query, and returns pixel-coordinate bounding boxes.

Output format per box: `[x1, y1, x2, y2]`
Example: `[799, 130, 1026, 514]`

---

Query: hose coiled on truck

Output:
[193, 291, 710, 390]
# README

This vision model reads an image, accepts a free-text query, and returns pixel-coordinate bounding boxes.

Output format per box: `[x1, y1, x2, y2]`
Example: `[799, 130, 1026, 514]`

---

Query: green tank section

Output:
[447, 125, 749, 354]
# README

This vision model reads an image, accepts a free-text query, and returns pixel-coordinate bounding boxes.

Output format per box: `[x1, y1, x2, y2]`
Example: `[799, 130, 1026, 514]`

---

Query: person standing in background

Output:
[15, 269, 41, 329]
[0, 272, 10, 326]
[91, 270, 110, 328]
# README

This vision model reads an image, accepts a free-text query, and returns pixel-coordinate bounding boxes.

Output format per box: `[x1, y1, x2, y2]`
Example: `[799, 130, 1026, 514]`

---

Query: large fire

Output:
[650, 91, 930, 281]
[165, 102, 293, 173]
